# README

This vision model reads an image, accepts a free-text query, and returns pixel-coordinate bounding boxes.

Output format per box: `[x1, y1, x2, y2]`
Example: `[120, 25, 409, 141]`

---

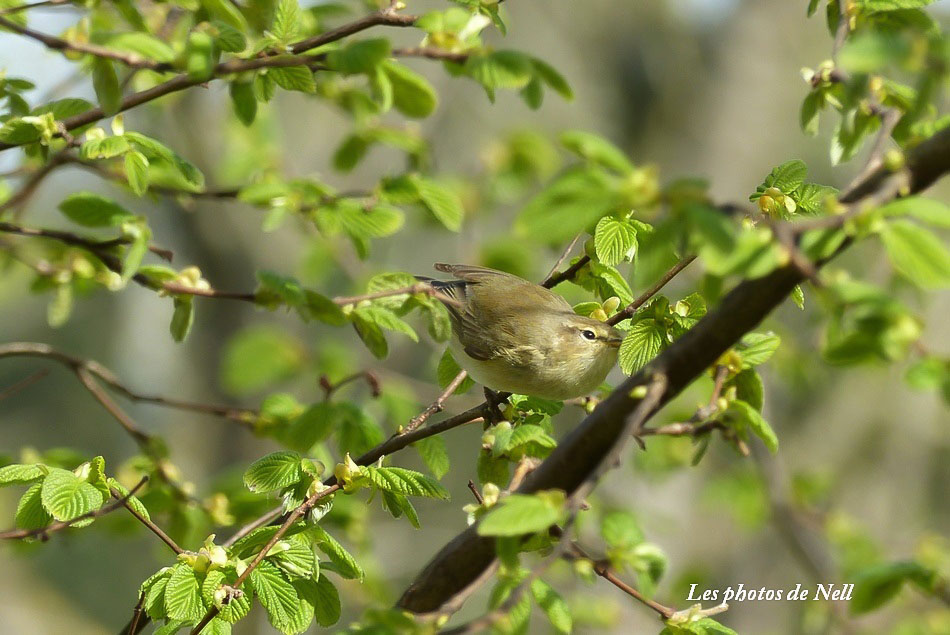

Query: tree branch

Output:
[109, 486, 183, 555]
[0, 9, 421, 153]
[392, 126, 950, 615]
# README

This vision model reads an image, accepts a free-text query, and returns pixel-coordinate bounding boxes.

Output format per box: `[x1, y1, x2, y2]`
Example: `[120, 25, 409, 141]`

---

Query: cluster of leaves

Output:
[803, 0, 949, 162]
[0, 454, 147, 537]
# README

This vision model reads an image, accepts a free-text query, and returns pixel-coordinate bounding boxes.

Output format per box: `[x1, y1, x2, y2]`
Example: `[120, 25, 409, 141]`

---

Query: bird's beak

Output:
[606, 336, 623, 349]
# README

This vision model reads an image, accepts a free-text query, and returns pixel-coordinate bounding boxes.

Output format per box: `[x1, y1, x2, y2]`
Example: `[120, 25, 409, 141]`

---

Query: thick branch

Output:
[394, 127, 950, 614]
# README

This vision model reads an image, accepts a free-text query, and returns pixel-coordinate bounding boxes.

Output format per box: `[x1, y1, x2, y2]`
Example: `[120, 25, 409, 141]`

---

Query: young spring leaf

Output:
[244, 451, 303, 493]
[58, 192, 135, 227]
[40, 467, 105, 522]
[477, 491, 565, 537]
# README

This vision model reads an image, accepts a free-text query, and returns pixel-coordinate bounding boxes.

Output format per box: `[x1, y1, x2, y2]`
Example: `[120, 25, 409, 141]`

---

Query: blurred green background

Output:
[1, 1, 948, 633]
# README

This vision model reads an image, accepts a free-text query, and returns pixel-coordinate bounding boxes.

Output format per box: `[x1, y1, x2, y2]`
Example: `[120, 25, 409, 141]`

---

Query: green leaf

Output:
[104, 32, 176, 62]
[601, 509, 644, 550]
[466, 50, 534, 100]
[507, 424, 557, 451]
[531, 579, 572, 634]
[124, 132, 204, 189]
[249, 560, 301, 632]
[200, 0, 249, 32]
[107, 477, 150, 522]
[244, 451, 303, 493]
[271, 0, 301, 42]
[309, 525, 364, 580]
[15, 483, 52, 530]
[619, 318, 665, 374]
[0, 463, 44, 486]
[269, 66, 316, 94]
[354, 306, 418, 343]
[0, 118, 42, 144]
[738, 332, 780, 368]
[560, 130, 634, 174]
[269, 534, 316, 578]
[58, 192, 134, 227]
[297, 575, 341, 627]
[326, 38, 391, 75]
[850, 561, 935, 614]
[124, 150, 149, 196]
[170, 297, 194, 343]
[411, 175, 464, 231]
[80, 134, 130, 159]
[221, 326, 304, 395]
[477, 491, 565, 537]
[762, 159, 808, 193]
[414, 436, 450, 480]
[437, 349, 475, 394]
[360, 466, 450, 499]
[339, 203, 405, 238]
[229, 81, 257, 126]
[121, 223, 150, 282]
[880, 220, 950, 288]
[594, 216, 638, 266]
[185, 31, 215, 81]
[727, 399, 779, 453]
[202, 570, 251, 623]
[280, 402, 337, 452]
[531, 57, 572, 99]
[164, 563, 204, 622]
[879, 197, 950, 228]
[516, 166, 618, 245]
[40, 467, 105, 521]
[92, 59, 122, 116]
[382, 61, 438, 118]
[728, 368, 764, 411]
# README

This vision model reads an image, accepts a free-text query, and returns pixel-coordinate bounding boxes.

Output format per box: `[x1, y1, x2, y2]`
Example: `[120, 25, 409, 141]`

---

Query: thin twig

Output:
[0, 369, 48, 401]
[109, 487, 183, 554]
[541, 233, 582, 286]
[0, 342, 257, 426]
[0, 15, 174, 70]
[607, 255, 696, 325]
[0, 0, 70, 17]
[126, 594, 145, 635]
[0, 9, 421, 153]
[542, 254, 590, 289]
[0, 477, 148, 540]
[404, 370, 468, 433]
[320, 370, 381, 399]
[466, 480, 484, 504]
[392, 46, 469, 63]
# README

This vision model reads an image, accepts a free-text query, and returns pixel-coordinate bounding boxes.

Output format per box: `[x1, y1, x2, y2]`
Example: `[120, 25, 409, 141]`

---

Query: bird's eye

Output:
[581, 329, 597, 341]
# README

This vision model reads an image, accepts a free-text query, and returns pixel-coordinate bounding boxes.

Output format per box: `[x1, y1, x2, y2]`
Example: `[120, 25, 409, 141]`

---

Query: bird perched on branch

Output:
[419, 264, 623, 400]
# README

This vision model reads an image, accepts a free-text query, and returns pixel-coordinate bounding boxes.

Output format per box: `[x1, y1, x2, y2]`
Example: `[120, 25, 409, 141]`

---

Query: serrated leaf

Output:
[269, 66, 316, 94]
[40, 467, 104, 521]
[15, 483, 52, 530]
[360, 466, 450, 499]
[297, 575, 341, 627]
[164, 563, 204, 622]
[309, 526, 363, 580]
[594, 216, 638, 266]
[507, 424, 557, 451]
[271, 0, 300, 42]
[244, 451, 303, 493]
[353, 306, 417, 342]
[738, 332, 781, 368]
[0, 463, 44, 486]
[249, 560, 301, 632]
[619, 318, 665, 374]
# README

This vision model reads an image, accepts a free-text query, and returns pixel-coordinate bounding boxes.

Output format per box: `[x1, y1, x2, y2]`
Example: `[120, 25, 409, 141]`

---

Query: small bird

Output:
[420, 264, 624, 400]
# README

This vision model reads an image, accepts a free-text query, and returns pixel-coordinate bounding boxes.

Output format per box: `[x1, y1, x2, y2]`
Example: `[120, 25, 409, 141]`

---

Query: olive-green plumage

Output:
[422, 264, 623, 400]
